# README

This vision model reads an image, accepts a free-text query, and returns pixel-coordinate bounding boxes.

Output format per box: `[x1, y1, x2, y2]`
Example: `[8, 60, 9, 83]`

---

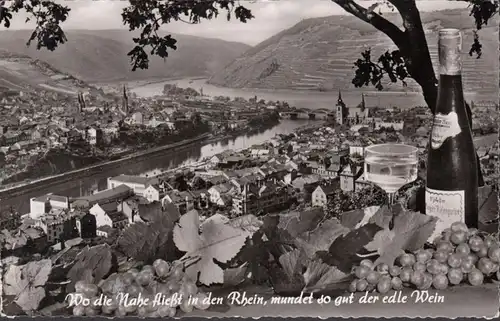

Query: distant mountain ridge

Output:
[208, 9, 498, 98]
[0, 29, 250, 86]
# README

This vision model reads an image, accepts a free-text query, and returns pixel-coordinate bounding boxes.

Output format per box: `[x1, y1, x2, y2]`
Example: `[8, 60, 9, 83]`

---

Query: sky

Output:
[2, 0, 469, 45]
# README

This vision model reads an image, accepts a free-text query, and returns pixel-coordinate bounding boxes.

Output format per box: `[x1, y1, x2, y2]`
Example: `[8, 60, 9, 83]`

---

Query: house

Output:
[232, 182, 291, 215]
[89, 203, 129, 230]
[75, 212, 97, 239]
[162, 190, 194, 214]
[71, 184, 134, 209]
[86, 127, 103, 146]
[107, 175, 158, 197]
[190, 189, 209, 209]
[208, 183, 234, 206]
[339, 162, 364, 192]
[312, 180, 340, 208]
[33, 209, 79, 244]
[30, 193, 69, 219]
[292, 174, 322, 192]
[144, 183, 168, 202]
[96, 225, 118, 238]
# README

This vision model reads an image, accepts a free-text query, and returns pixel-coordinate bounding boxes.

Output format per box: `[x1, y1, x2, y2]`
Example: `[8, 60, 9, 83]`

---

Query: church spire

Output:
[360, 93, 366, 112]
[337, 89, 343, 103]
[122, 85, 129, 114]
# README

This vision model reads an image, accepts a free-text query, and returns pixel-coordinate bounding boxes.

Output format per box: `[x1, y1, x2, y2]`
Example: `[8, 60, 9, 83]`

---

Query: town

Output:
[0, 86, 497, 258]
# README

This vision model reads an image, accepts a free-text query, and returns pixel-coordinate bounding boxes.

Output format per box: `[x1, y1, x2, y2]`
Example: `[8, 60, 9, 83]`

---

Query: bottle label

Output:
[430, 112, 461, 149]
[425, 187, 464, 241]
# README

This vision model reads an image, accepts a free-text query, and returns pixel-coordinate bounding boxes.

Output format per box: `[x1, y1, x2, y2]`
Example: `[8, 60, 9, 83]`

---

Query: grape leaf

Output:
[173, 210, 250, 286]
[228, 214, 263, 234]
[354, 205, 382, 229]
[295, 217, 350, 258]
[223, 263, 249, 287]
[117, 204, 180, 263]
[278, 208, 326, 237]
[66, 244, 115, 292]
[478, 185, 497, 223]
[365, 210, 438, 267]
[303, 259, 350, 293]
[4, 259, 52, 312]
[318, 223, 382, 273]
[339, 208, 365, 229]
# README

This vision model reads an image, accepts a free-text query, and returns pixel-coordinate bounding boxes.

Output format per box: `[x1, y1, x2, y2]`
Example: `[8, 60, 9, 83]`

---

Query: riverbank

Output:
[0, 133, 210, 199]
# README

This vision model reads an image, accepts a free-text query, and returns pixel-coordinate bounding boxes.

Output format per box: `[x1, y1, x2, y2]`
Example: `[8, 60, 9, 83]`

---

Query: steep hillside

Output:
[209, 9, 498, 98]
[0, 30, 250, 83]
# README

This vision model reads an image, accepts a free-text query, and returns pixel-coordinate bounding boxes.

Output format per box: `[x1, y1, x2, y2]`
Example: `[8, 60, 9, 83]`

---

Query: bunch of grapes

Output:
[349, 222, 500, 294]
[69, 259, 211, 317]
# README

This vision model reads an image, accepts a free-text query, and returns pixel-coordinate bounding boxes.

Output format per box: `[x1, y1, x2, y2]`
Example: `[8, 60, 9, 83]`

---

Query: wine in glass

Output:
[364, 143, 419, 207]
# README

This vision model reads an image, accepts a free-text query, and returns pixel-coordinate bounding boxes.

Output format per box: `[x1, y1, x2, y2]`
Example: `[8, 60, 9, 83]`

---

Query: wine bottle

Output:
[426, 28, 478, 237]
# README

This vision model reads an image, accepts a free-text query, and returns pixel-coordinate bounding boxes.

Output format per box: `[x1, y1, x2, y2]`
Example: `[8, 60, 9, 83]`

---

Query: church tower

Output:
[336, 90, 347, 125]
[360, 93, 366, 113]
[122, 85, 129, 114]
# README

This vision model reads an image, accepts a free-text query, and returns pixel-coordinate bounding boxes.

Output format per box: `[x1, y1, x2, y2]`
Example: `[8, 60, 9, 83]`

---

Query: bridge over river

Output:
[279, 108, 333, 120]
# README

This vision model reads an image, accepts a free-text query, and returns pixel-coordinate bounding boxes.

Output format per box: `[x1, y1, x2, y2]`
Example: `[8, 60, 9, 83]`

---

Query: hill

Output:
[208, 9, 498, 99]
[0, 30, 250, 84]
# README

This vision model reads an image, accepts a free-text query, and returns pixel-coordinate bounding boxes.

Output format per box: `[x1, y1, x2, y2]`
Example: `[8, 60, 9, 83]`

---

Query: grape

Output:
[126, 284, 142, 298]
[180, 300, 194, 313]
[376, 263, 390, 275]
[391, 277, 403, 290]
[73, 305, 86, 316]
[464, 253, 479, 265]
[356, 279, 368, 292]
[128, 268, 139, 278]
[477, 245, 489, 258]
[181, 281, 199, 297]
[436, 241, 454, 253]
[158, 305, 177, 317]
[169, 264, 184, 281]
[348, 279, 358, 292]
[438, 263, 449, 275]
[124, 303, 137, 314]
[477, 257, 495, 275]
[410, 271, 425, 287]
[455, 243, 471, 256]
[101, 299, 117, 315]
[194, 292, 211, 310]
[89, 296, 102, 310]
[450, 231, 467, 245]
[468, 269, 484, 286]
[389, 266, 401, 277]
[84, 307, 98, 316]
[433, 250, 449, 264]
[483, 236, 496, 248]
[75, 281, 87, 294]
[441, 228, 452, 242]
[488, 247, 500, 263]
[115, 305, 127, 317]
[413, 262, 427, 273]
[355, 266, 370, 279]
[432, 274, 449, 290]
[137, 306, 148, 318]
[418, 273, 433, 290]
[166, 280, 181, 293]
[400, 267, 413, 283]
[469, 236, 484, 252]
[426, 259, 441, 275]
[121, 272, 135, 286]
[415, 249, 432, 263]
[399, 253, 416, 267]
[447, 268, 463, 285]
[366, 283, 376, 292]
[447, 253, 462, 268]
[460, 260, 474, 274]
[377, 276, 392, 294]
[141, 265, 154, 273]
[496, 270, 500, 281]
[451, 222, 469, 234]
[136, 270, 154, 286]
[366, 271, 380, 285]
[155, 261, 171, 278]
[360, 259, 374, 269]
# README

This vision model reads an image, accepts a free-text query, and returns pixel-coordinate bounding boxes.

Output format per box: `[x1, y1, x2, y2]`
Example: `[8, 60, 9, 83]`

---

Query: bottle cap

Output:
[438, 28, 462, 75]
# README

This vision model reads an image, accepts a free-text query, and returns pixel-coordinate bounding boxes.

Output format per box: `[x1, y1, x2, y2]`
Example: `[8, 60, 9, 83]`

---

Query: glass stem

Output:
[388, 192, 396, 229]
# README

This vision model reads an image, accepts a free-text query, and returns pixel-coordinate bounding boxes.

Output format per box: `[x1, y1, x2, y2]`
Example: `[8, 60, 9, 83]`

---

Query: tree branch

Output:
[330, 0, 408, 49]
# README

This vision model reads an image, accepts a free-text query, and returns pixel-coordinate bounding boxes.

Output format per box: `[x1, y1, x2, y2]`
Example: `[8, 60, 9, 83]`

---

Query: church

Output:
[335, 90, 373, 125]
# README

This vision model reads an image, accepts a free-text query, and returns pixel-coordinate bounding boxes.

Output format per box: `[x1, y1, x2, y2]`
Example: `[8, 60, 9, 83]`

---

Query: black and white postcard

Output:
[0, 0, 498, 318]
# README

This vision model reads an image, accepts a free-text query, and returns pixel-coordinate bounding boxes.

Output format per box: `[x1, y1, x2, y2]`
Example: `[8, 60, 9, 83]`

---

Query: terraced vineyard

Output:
[209, 9, 498, 100]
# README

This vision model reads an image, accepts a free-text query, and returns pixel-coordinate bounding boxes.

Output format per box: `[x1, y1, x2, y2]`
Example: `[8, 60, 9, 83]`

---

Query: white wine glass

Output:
[364, 143, 419, 209]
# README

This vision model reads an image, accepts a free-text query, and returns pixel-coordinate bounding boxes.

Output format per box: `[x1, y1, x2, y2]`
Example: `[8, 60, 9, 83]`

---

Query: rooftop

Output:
[72, 184, 132, 206]
[32, 193, 68, 204]
[109, 174, 157, 186]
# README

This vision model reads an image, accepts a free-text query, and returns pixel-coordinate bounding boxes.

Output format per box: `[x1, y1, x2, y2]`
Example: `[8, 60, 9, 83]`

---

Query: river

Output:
[129, 78, 488, 110]
[1, 119, 313, 214]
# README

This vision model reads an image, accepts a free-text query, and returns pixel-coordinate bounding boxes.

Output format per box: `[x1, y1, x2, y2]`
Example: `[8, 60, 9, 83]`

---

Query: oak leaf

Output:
[4, 259, 52, 312]
[173, 210, 250, 286]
